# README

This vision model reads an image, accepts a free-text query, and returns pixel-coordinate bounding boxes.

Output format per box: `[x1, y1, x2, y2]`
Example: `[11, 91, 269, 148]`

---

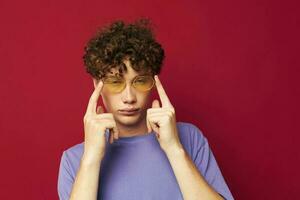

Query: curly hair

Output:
[83, 18, 165, 80]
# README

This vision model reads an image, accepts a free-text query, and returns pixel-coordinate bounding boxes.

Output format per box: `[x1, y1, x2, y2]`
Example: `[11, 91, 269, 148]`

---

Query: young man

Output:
[57, 18, 234, 200]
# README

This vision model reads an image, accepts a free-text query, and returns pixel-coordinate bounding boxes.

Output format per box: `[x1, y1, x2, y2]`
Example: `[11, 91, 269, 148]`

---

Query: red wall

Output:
[0, 0, 299, 199]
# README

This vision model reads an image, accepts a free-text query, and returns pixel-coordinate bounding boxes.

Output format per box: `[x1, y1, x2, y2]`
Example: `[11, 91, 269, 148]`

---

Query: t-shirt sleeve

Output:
[189, 124, 235, 200]
[57, 151, 74, 200]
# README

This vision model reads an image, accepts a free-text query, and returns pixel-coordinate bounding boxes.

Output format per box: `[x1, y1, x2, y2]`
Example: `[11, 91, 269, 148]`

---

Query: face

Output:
[93, 59, 154, 128]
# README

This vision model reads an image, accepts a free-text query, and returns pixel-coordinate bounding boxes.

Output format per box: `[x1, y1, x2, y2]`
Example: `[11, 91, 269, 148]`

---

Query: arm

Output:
[68, 79, 119, 200]
[146, 76, 226, 199]
[164, 144, 224, 200]
[69, 154, 103, 200]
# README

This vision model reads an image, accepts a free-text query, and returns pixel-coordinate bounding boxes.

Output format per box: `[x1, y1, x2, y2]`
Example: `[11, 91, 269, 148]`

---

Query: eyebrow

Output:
[105, 73, 152, 79]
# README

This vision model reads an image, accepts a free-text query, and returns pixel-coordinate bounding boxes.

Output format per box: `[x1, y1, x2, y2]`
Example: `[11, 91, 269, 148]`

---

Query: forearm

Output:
[164, 145, 224, 200]
[69, 154, 103, 200]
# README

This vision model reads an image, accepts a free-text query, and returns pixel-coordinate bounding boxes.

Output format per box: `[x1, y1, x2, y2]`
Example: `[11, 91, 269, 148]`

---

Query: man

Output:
[58, 18, 234, 200]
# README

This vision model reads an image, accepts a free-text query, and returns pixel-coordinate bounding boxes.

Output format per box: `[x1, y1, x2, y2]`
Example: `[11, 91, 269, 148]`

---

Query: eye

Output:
[111, 80, 123, 84]
[105, 78, 123, 84]
[135, 80, 148, 85]
[136, 79, 146, 83]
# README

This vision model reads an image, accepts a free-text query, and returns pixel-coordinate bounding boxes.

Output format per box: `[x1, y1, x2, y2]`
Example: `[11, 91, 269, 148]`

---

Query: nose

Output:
[121, 82, 137, 104]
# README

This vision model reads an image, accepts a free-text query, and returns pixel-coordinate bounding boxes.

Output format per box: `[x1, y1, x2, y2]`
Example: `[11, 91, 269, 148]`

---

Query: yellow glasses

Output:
[102, 75, 155, 93]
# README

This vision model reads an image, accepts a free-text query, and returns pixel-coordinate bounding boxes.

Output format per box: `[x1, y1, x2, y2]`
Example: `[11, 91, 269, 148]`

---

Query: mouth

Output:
[118, 108, 140, 116]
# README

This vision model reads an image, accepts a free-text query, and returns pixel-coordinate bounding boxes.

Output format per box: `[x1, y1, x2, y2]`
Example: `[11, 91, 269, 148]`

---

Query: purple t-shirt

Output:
[57, 122, 234, 200]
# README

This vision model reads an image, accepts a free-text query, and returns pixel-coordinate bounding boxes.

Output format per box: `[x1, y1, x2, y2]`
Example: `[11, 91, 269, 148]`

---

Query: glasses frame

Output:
[101, 74, 156, 93]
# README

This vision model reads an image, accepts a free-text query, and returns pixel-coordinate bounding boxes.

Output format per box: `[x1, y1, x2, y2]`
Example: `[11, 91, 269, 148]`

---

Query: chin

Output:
[116, 114, 143, 126]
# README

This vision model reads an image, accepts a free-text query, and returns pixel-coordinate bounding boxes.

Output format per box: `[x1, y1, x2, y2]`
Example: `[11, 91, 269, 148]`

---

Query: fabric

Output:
[57, 122, 234, 200]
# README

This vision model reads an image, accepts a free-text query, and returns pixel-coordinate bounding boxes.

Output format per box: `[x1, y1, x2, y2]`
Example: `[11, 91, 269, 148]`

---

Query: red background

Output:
[0, 0, 299, 199]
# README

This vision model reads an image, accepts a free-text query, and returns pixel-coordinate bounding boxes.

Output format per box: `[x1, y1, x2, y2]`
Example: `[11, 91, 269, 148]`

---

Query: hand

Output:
[83, 80, 119, 162]
[146, 75, 182, 152]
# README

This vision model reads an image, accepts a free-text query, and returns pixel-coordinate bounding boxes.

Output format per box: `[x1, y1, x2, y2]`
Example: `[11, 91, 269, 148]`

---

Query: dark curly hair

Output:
[83, 18, 165, 80]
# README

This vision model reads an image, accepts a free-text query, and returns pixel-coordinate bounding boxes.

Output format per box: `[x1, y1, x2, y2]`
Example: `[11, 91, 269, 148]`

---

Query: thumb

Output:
[146, 115, 152, 133]
[96, 105, 104, 114]
[152, 99, 160, 108]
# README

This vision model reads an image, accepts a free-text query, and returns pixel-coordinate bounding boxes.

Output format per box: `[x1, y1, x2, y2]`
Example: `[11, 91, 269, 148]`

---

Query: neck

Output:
[116, 119, 149, 138]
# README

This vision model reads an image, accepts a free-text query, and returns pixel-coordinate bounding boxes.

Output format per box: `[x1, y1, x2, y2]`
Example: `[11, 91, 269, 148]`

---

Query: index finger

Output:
[154, 75, 172, 108]
[86, 80, 104, 115]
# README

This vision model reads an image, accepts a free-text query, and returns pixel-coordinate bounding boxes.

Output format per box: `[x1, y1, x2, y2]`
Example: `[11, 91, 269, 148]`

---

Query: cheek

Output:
[138, 92, 152, 107]
[100, 92, 116, 111]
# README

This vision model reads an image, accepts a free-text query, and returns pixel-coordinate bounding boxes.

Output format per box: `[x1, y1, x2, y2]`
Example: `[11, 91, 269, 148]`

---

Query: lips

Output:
[118, 108, 140, 115]
[119, 108, 139, 112]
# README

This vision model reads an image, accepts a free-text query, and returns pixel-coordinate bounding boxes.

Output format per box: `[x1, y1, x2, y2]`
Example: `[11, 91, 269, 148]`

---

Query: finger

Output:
[94, 113, 114, 120]
[148, 101, 159, 133]
[96, 105, 104, 114]
[152, 99, 160, 108]
[148, 117, 160, 137]
[148, 115, 162, 126]
[147, 108, 175, 117]
[102, 120, 118, 142]
[147, 107, 170, 114]
[146, 114, 152, 133]
[86, 80, 104, 115]
[148, 112, 171, 118]
[154, 75, 172, 108]
[109, 130, 114, 144]
[112, 126, 119, 140]
[110, 116, 119, 140]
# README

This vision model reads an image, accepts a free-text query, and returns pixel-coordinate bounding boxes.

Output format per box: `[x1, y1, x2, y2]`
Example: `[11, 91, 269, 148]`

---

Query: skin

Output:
[92, 57, 182, 150]
[81, 58, 224, 200]
[92, 58, 155, 138]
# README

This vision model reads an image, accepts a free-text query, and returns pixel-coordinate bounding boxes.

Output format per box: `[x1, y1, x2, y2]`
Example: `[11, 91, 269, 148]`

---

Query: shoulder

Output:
[61, 142, 84, 172]
[64, 142, 84, 158]
[176, 121, 204, 134]
[176, 121, 208, 156]
[176, 121, 206, 142]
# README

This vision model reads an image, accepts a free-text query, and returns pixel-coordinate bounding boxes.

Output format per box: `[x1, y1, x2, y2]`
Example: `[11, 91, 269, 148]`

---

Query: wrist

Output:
[163, 143, 185, 157]
[81, 152, 104, 167]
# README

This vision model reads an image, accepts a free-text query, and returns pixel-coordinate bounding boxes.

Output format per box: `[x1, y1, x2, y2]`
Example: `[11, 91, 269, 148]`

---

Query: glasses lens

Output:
[103, 77, 125, 93]
[133, 76, 154, 92]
